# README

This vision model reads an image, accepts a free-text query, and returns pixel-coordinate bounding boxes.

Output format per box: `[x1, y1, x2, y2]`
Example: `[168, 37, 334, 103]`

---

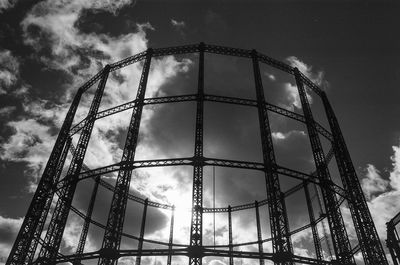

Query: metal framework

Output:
[387, 212, 400, 265]
[6, 43, 387, 265]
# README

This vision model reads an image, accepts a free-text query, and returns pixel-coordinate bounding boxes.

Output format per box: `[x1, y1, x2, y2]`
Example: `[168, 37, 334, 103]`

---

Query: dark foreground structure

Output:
[387, 212, 400, 264]
[7, 43, 388, 265]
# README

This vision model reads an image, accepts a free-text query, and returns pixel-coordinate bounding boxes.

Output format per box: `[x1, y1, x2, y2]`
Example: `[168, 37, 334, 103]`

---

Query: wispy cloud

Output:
[170, 18, 186, 38]
[0, 0, 16, 13]
[0, 216, 23, 264]
[264, 71, 276, 81]
[361, 164, 389, 200]
[0, 106, 16, 117]
[286, 56, 328, 88]
[359, 140, 400, 239]
[0, 49, 20, 95]
[0, 118, 55, 191]
[171, 18, 185, 28]
[272, 130, 306, 141]
[279, 56, 324, 111]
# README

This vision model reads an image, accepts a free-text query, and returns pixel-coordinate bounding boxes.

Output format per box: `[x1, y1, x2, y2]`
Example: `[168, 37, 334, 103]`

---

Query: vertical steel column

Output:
[252, 50, 293, 265]
[387, 222, 400, 265]
[6, 86, 83, 265]
[98, 49, 152, 265]
[294, 68, 354, 265]
[255, 201, 265, 265]
[188, 42, 205, 265]
[73, 175, 101, 265]
[313, 183, 333, 259]
[167, 206, 175, 265]
[136, 199, 148, 265]
[26, 137, 72, 264]
[37, 65, 110, 264]
[321, 90, 388, 265]
[303, 181, 323, 260]
[228, 206, 233, 265]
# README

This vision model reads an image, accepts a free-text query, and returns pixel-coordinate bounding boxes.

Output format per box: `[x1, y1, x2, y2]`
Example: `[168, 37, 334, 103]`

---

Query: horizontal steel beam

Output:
[69, 93, 334, 143]
[54, 247, 333, 265]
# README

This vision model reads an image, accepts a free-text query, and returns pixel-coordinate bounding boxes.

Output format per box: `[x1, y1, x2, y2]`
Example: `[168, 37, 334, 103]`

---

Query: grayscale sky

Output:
[0, 0, 399, 264]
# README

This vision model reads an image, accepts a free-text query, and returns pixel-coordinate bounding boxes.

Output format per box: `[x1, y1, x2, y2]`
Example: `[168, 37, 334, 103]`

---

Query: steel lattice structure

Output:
[387, 212, 400, 264]
[7, 43, 387, 265]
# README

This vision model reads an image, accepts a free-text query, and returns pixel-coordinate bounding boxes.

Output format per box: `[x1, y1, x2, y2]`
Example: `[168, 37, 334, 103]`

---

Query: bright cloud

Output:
[281, 56, 326, 111]
[0, 216, 23, 265]
[272, 130, 306, 141]
[0, 106, 16, 117]
[0, 0, 192, 188]
[264, 71, 276, 81]
[0, 49, 20, 94]
[286, 56, 327, 88]
[171, 18, 186, 28]
[0, 0, 16, 13]
[361, 164, 389, 200]
[0, 118, 55, 190]
[359, 140, 400, 240]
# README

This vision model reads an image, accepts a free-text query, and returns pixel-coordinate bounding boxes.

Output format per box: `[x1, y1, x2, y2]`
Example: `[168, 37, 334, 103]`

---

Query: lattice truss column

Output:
[294, 68, 355, 265]
[252, 50, 294, 265]
[6, 87, 83, 265]
[36, 65, 111, 264]
[320, 90, 388, 265]
[98, 50, 153, 265]
[188, 42, 205, 265]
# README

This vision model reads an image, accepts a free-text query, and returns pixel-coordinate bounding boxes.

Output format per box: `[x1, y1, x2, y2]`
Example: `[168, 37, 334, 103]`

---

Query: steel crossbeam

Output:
[153, 44, 200, 57]
[70, 92, 335, 145]
[110, 51, 147, 71]
[54, 248, 334, 265]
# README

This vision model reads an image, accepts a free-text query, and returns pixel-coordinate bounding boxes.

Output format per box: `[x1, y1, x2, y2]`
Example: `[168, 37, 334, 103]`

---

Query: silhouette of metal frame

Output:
[7, 43, 387, 265]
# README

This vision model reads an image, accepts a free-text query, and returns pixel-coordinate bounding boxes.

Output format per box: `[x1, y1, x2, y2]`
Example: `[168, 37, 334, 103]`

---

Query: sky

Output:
[0, 0, 399, 264]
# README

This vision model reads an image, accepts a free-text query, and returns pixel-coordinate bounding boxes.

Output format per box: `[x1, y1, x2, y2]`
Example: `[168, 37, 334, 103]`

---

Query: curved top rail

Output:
[74, 43, 325, 103]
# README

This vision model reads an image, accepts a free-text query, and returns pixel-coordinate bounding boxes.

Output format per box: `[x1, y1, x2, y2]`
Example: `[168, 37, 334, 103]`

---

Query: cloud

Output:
[171, 18, 185, 28]
[272, 130, 306, 141]
[264, 71, 276, 81]
[21, 0, 147, 86]
[0, 106, 16, 117]
[361, 164, 389, 200]
[358, 140, 400, 240]
[0, 49, 20, 94]
[0, 0, 16, 13]
[208, 260, 227, 265]
[170, 18, 186, 38]
[278, 56, 325, 111]
[0, 0, 191, 187]
[0, 118, 55, 191]
[0, 215, 22, 264]
[389, 144, 400, 190]
[286, 56, 328, 88]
